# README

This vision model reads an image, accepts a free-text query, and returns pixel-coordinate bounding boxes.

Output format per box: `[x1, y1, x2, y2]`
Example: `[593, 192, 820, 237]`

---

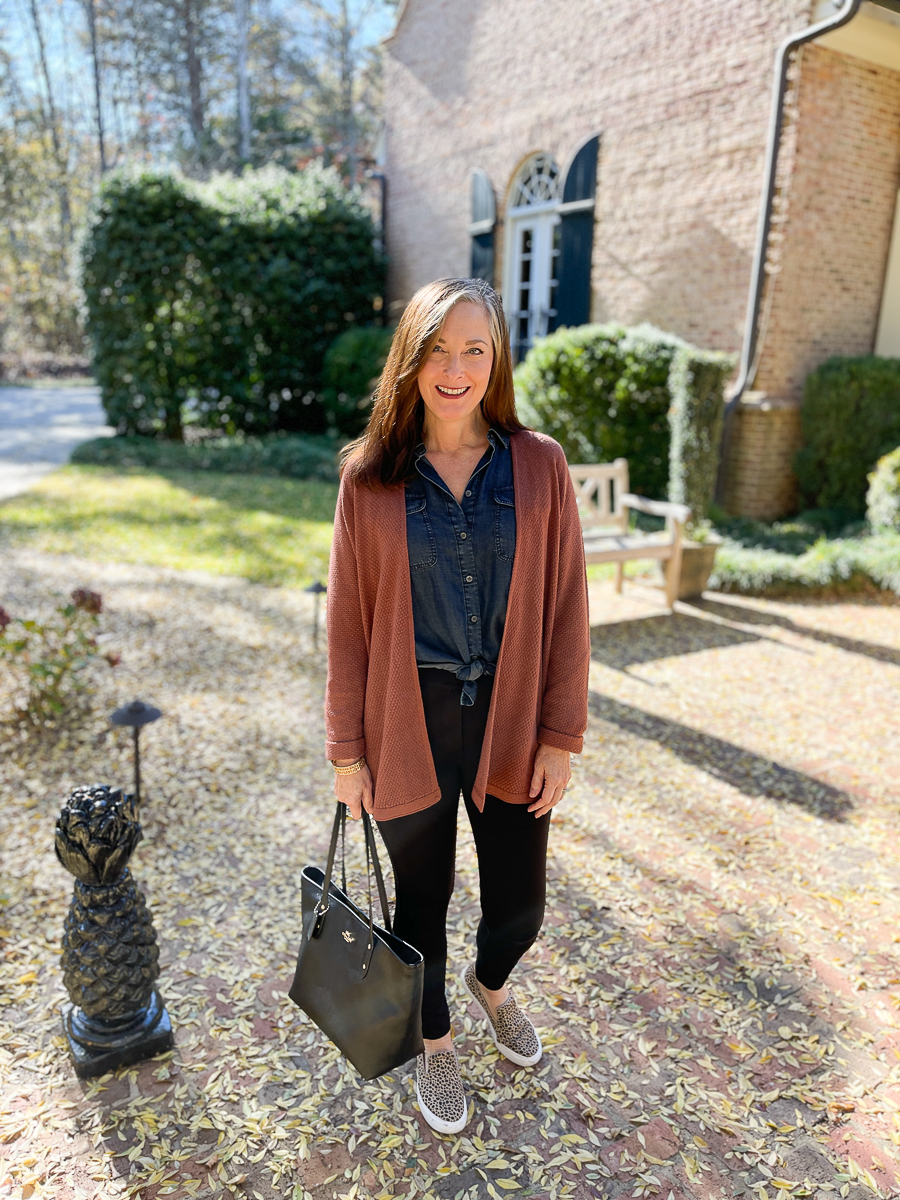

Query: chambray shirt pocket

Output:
[492, 486, 516, 563]
[405, 492, 437, 570]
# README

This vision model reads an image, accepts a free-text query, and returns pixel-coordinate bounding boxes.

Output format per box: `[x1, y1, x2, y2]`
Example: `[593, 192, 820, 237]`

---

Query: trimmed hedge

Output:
[81, 164, 384, 440]
[668, 348, 735, 528]
[709, 534, 900, 598]
[320, 325, 394, 437]
[514, 323, 688, 498]
[794, 356, 900, 513]
[70, 433, 340, 481]
[866, 445, 900, 531]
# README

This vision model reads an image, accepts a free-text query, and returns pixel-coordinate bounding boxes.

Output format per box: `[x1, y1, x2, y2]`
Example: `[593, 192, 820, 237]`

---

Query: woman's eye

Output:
[467, 347, 483, 355]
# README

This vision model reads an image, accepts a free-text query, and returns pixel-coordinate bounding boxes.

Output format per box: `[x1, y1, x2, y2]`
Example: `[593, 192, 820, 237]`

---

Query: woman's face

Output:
[417, 301, 495, 427]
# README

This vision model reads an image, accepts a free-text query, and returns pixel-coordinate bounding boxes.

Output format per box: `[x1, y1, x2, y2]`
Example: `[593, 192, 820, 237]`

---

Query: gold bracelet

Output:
[331, 757, 364, 775]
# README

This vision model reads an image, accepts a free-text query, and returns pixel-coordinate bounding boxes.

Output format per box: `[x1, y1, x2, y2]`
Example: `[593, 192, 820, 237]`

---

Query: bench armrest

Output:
[621, 493, 691, 525]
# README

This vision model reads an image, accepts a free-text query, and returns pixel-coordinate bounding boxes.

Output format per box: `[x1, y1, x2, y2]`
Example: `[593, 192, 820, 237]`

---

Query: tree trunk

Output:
[84, 0, 108, 172]
[338, 0, 355, 181]
[183, 0, 205, 143]
[27, 0, 72, 239]
[236, 0, 251, 163]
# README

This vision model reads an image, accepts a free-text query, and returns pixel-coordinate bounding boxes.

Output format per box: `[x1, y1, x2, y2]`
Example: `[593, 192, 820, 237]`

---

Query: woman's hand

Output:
[527, 744, 571, 818]
[333, 759, 375, 820]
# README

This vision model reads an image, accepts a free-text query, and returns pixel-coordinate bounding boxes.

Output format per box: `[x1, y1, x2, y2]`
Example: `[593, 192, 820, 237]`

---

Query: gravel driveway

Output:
[1, 556, 898, 1199]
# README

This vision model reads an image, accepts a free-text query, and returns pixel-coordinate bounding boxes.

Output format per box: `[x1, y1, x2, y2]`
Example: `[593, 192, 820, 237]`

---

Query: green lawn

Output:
[0, 464, 641, 588]
[0, 466, 339, 587]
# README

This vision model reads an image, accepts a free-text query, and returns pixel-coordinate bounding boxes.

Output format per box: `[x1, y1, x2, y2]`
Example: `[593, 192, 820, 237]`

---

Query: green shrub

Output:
[514, 323, 688, 498]
[81, 164, 384, 440]
[0, 589, 119, 721]
[709, 533, 900, 598]
[71, 432, 340, 481]
[866, 444, 900, 531]
[320, 325, 394, 437]
[794, 356, 900, 513]
[668, 347, 735, 528]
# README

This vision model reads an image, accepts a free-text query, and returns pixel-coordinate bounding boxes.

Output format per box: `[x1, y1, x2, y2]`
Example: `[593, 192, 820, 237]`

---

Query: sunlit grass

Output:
[0, 465, 659, 589]
[0, 466, 339, 587]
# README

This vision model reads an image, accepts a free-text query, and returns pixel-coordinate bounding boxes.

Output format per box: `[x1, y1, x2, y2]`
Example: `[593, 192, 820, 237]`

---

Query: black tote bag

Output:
[288, 804, 424, 1080]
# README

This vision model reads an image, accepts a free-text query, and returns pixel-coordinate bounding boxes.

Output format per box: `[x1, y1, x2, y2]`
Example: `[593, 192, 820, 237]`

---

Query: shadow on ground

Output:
[589, 611, 772, 671]
[588, 690, 853, 820]
[694, 597, 900, 669]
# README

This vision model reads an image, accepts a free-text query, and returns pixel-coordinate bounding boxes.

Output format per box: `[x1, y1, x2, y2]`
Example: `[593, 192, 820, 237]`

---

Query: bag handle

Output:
[312, 804, 392, 940]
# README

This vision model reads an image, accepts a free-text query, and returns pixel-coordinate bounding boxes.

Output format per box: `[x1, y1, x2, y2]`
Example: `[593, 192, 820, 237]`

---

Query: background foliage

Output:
[82, 165, 384, 439]
[319, 324, 393, 436]
[668, 347, 735, 527]
[514, 323, 687, 498]
[794, 356, 900, 514]
[0, 0, 392, 374]
[866, 444, 900, 532]
[71, 432, 340, 481]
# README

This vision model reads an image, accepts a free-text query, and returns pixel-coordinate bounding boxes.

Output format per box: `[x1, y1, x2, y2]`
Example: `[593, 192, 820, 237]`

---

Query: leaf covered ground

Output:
[1, 549, 899, 1200]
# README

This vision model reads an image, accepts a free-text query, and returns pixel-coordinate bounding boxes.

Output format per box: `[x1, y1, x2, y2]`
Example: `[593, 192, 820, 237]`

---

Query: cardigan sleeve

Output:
[537, 449, 590, 754]
[323, 478, 369, 761]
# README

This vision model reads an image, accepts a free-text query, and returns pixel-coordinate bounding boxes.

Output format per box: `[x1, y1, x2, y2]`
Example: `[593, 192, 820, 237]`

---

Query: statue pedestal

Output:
[62, 987, 173, 1079]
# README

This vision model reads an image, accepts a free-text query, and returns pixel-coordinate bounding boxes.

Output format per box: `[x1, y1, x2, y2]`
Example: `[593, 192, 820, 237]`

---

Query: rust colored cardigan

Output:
[324, 430, 590, 820]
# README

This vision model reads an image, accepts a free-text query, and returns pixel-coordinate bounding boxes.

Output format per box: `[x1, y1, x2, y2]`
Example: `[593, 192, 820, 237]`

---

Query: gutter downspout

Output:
[717, 0, 862, 501]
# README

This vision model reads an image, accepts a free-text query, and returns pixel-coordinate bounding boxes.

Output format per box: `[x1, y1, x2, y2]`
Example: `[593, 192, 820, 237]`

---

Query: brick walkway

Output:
[1, 551, 898, 1200]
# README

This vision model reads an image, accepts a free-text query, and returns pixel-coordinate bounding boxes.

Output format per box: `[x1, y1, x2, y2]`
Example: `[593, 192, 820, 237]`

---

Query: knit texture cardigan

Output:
[324, 430, 590, 820]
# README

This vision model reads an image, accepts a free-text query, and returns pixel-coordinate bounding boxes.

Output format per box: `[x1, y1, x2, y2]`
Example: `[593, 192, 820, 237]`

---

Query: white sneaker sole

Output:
[415, 1079, 468, 1135]
[462, 968, 543, 1067]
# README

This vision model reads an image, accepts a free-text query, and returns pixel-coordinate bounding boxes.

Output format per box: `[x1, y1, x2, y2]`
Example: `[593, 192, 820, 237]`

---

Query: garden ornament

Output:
[56, 784, 173, 1078]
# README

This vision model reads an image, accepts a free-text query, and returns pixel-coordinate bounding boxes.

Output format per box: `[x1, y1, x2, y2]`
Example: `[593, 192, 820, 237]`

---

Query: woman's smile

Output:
[435, 384, 470, 397]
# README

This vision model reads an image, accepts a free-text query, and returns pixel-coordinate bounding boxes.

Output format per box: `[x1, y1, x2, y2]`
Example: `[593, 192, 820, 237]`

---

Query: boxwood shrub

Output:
[81, 164, 384, 440]
[794, 356, 900, 513]
[514, 323, 689, 498]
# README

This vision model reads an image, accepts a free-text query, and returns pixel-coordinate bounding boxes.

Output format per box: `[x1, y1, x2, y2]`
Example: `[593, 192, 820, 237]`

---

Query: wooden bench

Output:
[568, 458, 691, 609]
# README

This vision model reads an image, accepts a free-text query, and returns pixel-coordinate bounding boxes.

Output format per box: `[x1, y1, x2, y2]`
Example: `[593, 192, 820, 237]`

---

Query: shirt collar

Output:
[414, 426, 509, 458]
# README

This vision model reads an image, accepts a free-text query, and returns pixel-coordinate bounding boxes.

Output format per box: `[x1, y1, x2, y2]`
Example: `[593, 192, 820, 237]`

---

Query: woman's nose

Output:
[442, 354, 465, 377]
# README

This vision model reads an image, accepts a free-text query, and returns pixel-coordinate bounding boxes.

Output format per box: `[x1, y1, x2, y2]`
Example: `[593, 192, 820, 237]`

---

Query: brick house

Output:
[381, 0, 900, 518]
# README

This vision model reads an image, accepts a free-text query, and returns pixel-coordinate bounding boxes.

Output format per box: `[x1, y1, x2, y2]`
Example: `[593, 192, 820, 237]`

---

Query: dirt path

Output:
[1, 551, 898, 1200]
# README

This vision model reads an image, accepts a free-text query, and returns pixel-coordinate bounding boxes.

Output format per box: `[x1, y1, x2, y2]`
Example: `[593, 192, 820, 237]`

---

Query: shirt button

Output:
[466, 575, 473, 582]
[465, 489, 472, 496]
[459, 531, 467, 539]
[470, 615, 478, 623]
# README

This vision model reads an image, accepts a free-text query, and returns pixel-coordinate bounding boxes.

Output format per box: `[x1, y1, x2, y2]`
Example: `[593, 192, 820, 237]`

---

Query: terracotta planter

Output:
[664, 538, 720, 600]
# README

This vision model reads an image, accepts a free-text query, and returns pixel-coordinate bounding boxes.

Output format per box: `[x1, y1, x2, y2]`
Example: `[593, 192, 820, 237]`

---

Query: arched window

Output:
[504, 153, 561, 361]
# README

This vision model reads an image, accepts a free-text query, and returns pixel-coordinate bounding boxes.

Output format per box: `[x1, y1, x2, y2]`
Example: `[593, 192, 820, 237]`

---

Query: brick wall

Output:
[720, 395, 804, 518]
[753, 43, 900, 400]
[383, 0, 812, 355]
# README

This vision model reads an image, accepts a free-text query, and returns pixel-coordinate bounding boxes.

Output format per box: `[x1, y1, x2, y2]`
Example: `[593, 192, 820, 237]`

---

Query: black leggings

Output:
[377, 668, 551, 1040]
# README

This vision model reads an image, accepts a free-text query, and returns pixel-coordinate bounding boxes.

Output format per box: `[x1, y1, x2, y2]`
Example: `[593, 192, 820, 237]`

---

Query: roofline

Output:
[382, 0, 411, 45]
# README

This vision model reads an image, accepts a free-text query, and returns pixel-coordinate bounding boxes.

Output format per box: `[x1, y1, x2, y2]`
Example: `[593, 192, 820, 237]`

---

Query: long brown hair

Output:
[340, 277, 527, 489]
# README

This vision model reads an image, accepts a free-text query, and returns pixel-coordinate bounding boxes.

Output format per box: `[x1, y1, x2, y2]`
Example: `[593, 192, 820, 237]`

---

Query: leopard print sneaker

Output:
[463, 964, 542, 1067]
[415, 1049, 468, 1135]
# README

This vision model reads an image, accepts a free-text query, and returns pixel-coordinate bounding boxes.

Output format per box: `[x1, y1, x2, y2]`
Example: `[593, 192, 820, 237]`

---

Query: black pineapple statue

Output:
[56, 784, 173, 1077]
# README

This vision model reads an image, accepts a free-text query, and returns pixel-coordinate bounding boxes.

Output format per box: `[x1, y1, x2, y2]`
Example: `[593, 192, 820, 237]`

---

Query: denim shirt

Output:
[406, 427, 516, 706]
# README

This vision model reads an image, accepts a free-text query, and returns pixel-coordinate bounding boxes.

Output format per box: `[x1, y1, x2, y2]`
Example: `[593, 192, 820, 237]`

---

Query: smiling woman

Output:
[321, 276, 590, 1135]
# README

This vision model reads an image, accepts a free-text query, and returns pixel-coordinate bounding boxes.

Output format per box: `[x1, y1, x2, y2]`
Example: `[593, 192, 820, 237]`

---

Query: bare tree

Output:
[24, 0, 72, 237]
[82, 0, 107, 171]
[235, 0, 250, 162]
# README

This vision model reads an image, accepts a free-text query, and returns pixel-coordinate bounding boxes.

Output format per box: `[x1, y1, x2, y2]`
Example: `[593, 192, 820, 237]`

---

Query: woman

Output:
[325, 277, 590, 1134]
